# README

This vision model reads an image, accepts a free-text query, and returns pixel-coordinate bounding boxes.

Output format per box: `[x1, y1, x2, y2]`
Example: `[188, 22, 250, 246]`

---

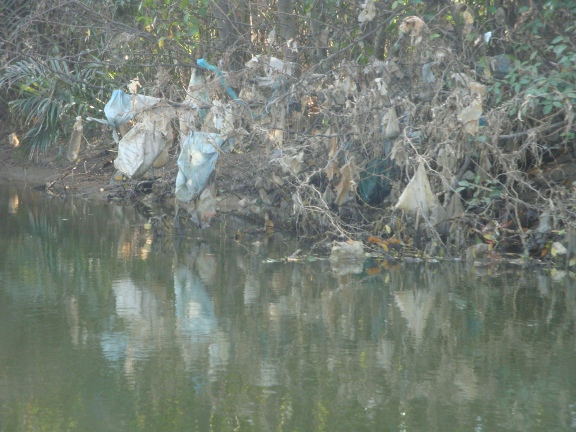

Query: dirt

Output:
[0, 137, 272, 231]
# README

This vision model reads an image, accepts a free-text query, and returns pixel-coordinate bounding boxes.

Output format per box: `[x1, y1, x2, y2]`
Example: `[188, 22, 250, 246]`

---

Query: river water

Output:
[0, 182, 575, 432]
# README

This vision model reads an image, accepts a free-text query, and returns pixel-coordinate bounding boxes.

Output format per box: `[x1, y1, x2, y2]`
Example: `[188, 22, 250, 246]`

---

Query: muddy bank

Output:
[2, 138, 574, 272]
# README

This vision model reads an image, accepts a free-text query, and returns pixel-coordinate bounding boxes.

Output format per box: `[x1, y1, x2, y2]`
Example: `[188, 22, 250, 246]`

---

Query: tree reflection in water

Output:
[0, 183, 575, 431]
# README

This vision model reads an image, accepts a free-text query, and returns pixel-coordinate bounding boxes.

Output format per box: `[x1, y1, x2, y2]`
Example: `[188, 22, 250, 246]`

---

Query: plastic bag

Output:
[104, 90, 162, 128]
[383, 107, 400, 139]
[179, 69, 210, 139]
[358, 158, 398, 204]
[395, 162, 440, 217]
[67, 116, 83, 162]
[114, 119, 171, 178]
[175, 132, 228, 202]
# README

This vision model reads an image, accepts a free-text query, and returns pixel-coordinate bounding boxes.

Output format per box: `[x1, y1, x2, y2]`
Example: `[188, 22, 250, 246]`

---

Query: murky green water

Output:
[1, 182, 575, 432]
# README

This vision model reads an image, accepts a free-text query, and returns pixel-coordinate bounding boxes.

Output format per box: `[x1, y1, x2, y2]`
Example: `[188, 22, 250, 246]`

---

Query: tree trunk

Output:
[211, 0, 250, 70]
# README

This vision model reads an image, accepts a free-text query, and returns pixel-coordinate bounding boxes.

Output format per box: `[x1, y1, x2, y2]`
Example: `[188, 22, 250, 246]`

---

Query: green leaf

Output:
[530, 51, 538, 60]
[552, 36, 564, 44]
[553, 44, 567, 56]
[543, 104, 553, 115]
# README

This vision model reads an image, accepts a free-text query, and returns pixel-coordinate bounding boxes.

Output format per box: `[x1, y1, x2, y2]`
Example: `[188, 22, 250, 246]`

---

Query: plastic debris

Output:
[422, 63, 436, 84]
[329, 240, 365, 275]
[179, 68, 210, 138]
[399, 16, 425, 45]
[334, 158, 360, 206]
[190, 186, 218, 229]
[67, 116, 83, 162]
[359, 158, 398, 205]
[114, 113, 173, 178]
[382, 107, 400, 139]
[175, 132, 229, 202]
[358, 0, 376, 23]
[457, 97, 483, 135]
[104, 90, 162, 135]
[8, 133, 19, 148]
[196, 58, 238, 99]
[395, 162, 441, 217]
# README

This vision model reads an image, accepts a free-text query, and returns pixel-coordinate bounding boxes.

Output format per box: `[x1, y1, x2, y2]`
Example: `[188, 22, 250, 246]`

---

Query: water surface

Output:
[1, 182, 575, 431]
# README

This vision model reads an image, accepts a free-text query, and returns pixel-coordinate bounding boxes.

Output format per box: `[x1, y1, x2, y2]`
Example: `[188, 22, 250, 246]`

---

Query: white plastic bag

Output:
[395, 162, 440, 217]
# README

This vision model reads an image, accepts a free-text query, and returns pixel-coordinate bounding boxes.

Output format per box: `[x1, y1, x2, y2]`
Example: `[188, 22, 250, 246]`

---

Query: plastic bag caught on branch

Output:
[103, 90, 163, 141]
[175, 132, 229, 202]
[395, 162, 440, 217]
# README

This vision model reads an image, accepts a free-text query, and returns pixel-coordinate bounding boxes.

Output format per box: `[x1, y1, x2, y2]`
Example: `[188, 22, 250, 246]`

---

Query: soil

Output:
[0, 138, 270, 229]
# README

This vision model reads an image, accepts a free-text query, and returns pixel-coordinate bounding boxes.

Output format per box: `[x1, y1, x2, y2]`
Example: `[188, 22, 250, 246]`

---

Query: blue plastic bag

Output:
[175, 132, 227, 202]
[104, 90, 136, 128]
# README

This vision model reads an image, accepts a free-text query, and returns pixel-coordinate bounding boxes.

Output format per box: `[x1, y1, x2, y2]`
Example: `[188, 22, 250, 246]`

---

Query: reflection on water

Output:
[1, 182, 576, 431]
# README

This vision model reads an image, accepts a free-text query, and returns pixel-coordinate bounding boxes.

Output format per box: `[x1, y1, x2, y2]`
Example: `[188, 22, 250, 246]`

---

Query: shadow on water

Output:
[1, 182, 575, 431]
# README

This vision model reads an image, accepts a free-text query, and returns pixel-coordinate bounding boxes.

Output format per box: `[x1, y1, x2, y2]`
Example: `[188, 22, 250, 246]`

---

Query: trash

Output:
[152, 145, 170, 169]
[103, 90, 162, 135]
[278, 151, 304, 176]
[196, 58, 238, 99]
[329, 240, 365, 275]
[477, 54, 513, 79]
[395, 162, 440, 217]
[358, 0, 376, 23]
[190, 185, 218, 229]
[358, 158, 398, 205]
[422, 63, 435, 85]
[382, 107, 400, 139]
[66, 116, 83, 162]
[179, 68, 210, 138]
[246, 55, 295, 79]
[8, 133, 19, 148]
[334, 158, 360, 206]
[114, 113, 173, 178]
[536, 210, 552, 233]
[399, 16, 425, 45]
[457, 97, 483, 135]
[491, 54, 512, 79]
[175, 131, 229, 202]
[551, 241, 567, 257]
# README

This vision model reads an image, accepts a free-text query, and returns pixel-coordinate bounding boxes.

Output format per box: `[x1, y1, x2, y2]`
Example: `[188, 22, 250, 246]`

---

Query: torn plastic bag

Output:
[175, 132, 229, 202]
[114, 114, 172, 178]
[180, 68, 210, 139]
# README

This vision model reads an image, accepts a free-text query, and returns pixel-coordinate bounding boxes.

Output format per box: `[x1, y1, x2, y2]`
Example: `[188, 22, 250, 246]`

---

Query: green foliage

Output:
[485, 0, 576, 129]
[0, 58, 107, 158]
[456, 176, 502, 212]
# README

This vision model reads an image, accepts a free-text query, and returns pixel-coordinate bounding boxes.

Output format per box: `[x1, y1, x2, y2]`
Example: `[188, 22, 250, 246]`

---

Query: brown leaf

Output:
[367, 236, 384, 244]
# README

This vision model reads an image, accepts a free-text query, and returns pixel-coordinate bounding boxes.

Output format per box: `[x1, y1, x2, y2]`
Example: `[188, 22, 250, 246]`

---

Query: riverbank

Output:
[2, 138, 575, 271]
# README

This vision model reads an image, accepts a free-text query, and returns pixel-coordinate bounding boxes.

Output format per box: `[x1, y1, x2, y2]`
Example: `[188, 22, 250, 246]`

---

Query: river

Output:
[0, 182, 575, 431]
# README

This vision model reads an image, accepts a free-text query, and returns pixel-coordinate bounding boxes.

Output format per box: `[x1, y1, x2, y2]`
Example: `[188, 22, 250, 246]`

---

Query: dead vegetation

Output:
[2, 1, 576, 263]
